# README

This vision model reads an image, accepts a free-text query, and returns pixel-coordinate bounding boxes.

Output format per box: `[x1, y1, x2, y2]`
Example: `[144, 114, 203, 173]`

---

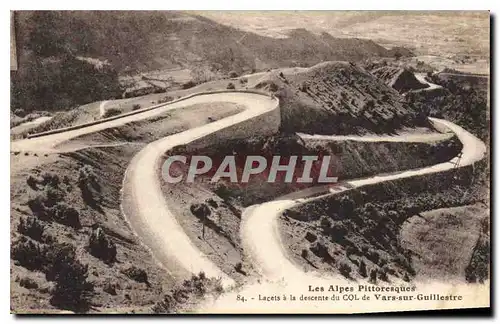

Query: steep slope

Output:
[370, 66, 429, 93]
[256, 61, 429, 135]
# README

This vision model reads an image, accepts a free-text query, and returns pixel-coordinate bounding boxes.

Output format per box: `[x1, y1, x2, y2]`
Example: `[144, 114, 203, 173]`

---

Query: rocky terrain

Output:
[10, 102, 242, 313]
[10, 11, 490, 314]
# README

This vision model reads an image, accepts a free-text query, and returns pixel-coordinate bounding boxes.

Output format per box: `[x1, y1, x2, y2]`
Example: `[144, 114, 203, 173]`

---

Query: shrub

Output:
[367, 249, 380, 265]
[50, 202, 81, 229]
[379, 267, 389, 282]
[158, 96, 174, 104]
[14, 108, 26, 117]
[269, 82, 278, 92]
[403, 273, 410, 282]
[46, 243, 93, 311]
[87, 227, 117, 264]
[339, 262, 352, 278]
[182, 81, 196, 89]
[331, 223, 348, 238]
[123, 265, 149, 285]
[228, 71, 238, 78]
[102, 108, 121, 118]
[339, 196, 355, 218]
[206, 198, 218, 208]
[190, 203, 211, 220]
[309, 242, 334, 264]
[301, 249, 309, 259]
[132, 104, 141, 111]
[18, 276, 39, 289]
[11, 236, 46, 271]
[78, 165, 101, 206]
[18, 216, 45, 242]
[28, 195, 48, 219]
[41, 172, 60, 187]
[364, 99, 375, 110]
[103, 280, 118, 295]
[234, 262, 243, 273]
[369, 269, 378, 283]
[227, 83, 235, 90]
[358, 260, 367, 277]
[320, 216, 332, 229]
[43, 186, 64, 207]
[152, 272, 222, 313]
[239, 78, 248, 84]
[27, 175, 38, 189]
[214, 183, 232, 200]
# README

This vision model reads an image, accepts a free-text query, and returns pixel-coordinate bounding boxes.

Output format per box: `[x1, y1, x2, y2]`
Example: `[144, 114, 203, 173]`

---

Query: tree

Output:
[301, 249, 309, 259]
[369, 269, 378, 284]
[358, 260, 367, 277]
[339, 262, 352, 278]
[88, 227, 117, 264]
[17, 217, 45, 242]
[46, 243, 93, 311]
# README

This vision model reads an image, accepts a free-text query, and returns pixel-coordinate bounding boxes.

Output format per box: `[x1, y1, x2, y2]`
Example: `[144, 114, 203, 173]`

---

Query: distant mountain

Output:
[11, 11, 413, 114]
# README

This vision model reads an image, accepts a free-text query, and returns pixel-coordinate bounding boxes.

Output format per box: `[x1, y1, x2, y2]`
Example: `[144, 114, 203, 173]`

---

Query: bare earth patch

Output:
[400, 204, 489, 283]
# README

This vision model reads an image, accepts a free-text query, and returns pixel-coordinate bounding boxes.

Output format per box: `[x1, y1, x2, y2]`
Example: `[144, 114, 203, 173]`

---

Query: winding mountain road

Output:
[240, 117, 486, 282]
[120, 92, 278, 288]
[11, 84, 487, 312]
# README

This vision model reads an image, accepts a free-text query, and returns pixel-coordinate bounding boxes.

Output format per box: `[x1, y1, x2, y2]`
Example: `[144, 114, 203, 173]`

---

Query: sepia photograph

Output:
[9, 10, 490, 314]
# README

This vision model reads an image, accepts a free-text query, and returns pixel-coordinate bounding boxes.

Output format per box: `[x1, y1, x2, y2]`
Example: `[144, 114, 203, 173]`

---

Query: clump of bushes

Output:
[214, 183, 232, 201]
[364, 99, 375, 110]
[17, 216, 45, 242]
[339, 262, 352, 278]
[87, 227, 117, 264]
[26, 175, 38, 189]
[158, 96, 174, 104]
[132, 104, 141, 111]
[11, 236, 46, 271]
[17, 276, 39, 289]
[190, 203, 211, 220]
[43, 186, 64, 207]
[228, 71, 239, 78]
[206, 198, 218, 208]
[182, 81, 196, 89]
[226, 83, 235, 90]
[122, 265, 149, 285]
[102, 108, 122, 118]
[234, 262, 243, 274]
[45, 243, 94, 311]
[151, 272, 223, 313]
[103, 280, 119, 295]
[78, 165, 101, 207]
[369, 269, 378, 283]
[41, 172, 60, 187]
[51, 202, 81, 229]
[358, 260, 367, 277]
